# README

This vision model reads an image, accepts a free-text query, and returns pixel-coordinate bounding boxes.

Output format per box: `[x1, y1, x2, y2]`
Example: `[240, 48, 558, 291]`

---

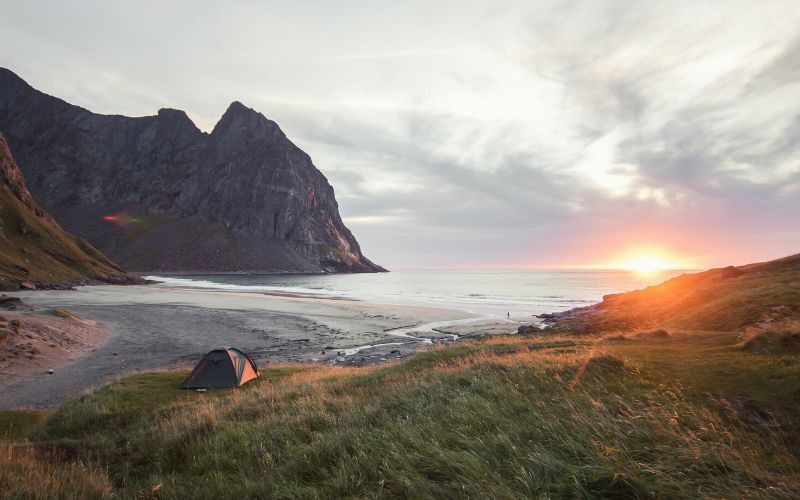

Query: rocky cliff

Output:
[0, 68, 384, 273]
[0, 133, 138, 289]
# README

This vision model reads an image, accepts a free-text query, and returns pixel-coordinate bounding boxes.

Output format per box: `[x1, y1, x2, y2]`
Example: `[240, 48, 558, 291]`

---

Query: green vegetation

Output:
[2, 333, 798, 498]
[50, 307, 81, 320]
[0, 410, 46, 439]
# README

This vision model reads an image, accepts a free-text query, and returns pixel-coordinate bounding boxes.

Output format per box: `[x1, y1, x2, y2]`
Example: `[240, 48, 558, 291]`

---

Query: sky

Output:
[1, 0, 799, 270]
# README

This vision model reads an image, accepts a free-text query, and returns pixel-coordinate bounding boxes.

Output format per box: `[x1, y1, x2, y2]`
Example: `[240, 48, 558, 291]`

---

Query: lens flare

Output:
[101, 211, 140, 228]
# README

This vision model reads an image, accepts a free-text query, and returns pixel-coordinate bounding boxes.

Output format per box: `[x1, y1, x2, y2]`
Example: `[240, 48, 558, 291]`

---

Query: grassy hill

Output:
[0, 133, 134, 289]
[545, 253, 800, 333]
[1, 331, 799, 498]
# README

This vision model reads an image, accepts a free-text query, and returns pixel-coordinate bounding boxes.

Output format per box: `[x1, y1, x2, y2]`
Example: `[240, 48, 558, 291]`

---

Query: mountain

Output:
[542, 253, 800, 332]
[0, 68, 384, 273]
[0, 133, 138, 289]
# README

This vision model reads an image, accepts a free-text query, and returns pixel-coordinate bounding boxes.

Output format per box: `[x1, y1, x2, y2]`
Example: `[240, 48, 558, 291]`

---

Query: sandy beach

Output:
[0, 284, 522, 409]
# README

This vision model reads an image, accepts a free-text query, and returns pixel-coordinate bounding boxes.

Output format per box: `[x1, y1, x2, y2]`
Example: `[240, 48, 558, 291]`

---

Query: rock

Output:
[17, 220, 33, 235]
[0, 68, 385, 274]
[18, 282, 36, 290]
[336, 356, 346, 363]
[0, 296, 22, 309]
[47, 369, 53, 374]
[517, 324, 539, 334]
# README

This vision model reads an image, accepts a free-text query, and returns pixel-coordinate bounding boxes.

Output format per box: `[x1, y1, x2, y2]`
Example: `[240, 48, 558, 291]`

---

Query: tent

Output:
[180, 347, 259, 389]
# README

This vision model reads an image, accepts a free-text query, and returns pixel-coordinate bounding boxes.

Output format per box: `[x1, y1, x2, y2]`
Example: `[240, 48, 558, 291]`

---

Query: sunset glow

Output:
[620, 255, 676, 273]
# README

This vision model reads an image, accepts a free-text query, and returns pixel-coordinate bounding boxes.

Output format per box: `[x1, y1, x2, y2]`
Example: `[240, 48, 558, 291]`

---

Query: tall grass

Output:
[739, 319, 800, 354]
[3, 335, 796, 498]
[0, 444, 112, 499]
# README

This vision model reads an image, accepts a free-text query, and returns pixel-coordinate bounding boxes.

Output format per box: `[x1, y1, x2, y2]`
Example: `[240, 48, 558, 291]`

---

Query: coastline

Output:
[0, 283, 521, 409]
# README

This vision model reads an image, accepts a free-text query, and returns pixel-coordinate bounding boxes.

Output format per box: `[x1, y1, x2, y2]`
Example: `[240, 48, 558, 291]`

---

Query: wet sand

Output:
[0, 285, 522, 409]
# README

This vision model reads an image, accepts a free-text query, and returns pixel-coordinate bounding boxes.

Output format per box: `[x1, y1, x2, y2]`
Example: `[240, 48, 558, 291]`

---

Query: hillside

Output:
[1, 253, 799, 496]
[0, 68, 384, 273]
[0, 133, 136, 289]
[1, 332, 798, 498]
[543, 253, 800, 333]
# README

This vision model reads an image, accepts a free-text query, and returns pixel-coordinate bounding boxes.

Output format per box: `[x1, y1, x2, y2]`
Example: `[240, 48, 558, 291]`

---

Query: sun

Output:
[621, 255, 674, 273]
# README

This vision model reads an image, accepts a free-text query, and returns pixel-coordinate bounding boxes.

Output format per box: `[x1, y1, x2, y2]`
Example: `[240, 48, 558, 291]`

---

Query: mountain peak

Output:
[220, 100, 267, 121]
[211, 100, 282, 142]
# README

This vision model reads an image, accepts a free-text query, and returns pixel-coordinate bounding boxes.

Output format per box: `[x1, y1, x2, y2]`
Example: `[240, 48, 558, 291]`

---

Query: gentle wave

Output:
[145, 269, 684, 317]
[144, 276, 337, 298]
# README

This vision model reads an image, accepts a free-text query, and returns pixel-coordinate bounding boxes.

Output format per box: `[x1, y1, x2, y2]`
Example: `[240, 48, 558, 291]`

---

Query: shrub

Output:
[51, 307, 80, 320]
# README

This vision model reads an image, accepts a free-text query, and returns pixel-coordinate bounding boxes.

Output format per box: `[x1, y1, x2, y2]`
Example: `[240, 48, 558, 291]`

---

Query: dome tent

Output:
[180, 347, 259, 389]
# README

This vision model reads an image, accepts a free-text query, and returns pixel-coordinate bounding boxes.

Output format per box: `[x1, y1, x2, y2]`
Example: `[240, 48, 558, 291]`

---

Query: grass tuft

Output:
[634, 328, 670, 339]
[739, 319, 800, 355]
[50, 307, 81, 320]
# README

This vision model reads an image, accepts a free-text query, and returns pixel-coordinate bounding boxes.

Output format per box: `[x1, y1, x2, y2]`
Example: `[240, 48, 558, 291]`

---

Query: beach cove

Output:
[1, 269, 685, 409]
[0, 283, 522, 409]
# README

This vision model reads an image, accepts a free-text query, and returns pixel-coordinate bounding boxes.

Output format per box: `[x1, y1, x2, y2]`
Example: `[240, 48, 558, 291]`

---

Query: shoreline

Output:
[0, 284, 523, 410]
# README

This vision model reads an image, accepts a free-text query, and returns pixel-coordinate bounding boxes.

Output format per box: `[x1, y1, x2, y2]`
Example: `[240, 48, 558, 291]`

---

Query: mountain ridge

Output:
[0, 67, 384, 273]
[0, 132, 140, 289]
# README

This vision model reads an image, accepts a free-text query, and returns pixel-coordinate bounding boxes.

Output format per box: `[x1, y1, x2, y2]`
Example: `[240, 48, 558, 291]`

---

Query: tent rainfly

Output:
[180, 347, 259, 389]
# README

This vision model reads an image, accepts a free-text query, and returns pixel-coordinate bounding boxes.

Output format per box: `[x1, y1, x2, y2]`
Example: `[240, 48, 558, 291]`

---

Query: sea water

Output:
[146, 269, 694, 318]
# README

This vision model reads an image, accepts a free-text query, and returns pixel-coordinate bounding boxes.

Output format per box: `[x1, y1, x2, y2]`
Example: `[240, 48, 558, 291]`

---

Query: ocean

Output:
[146, 269, 693, 318]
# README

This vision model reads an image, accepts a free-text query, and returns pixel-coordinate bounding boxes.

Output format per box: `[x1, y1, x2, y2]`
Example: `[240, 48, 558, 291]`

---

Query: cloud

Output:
[1, 0, 799, 267]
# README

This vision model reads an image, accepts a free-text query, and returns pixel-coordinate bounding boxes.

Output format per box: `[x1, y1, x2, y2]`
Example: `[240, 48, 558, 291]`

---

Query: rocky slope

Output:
[0, 133, 139, 289]
[0, 68, 384, 273]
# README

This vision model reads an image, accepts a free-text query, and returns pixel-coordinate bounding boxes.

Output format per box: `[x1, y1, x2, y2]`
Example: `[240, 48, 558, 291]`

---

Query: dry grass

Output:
[633, 328, 671, 339]
[0, 443, 112, 499]
[739, 319, 800, 354]
[0, 333, 798, 497]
